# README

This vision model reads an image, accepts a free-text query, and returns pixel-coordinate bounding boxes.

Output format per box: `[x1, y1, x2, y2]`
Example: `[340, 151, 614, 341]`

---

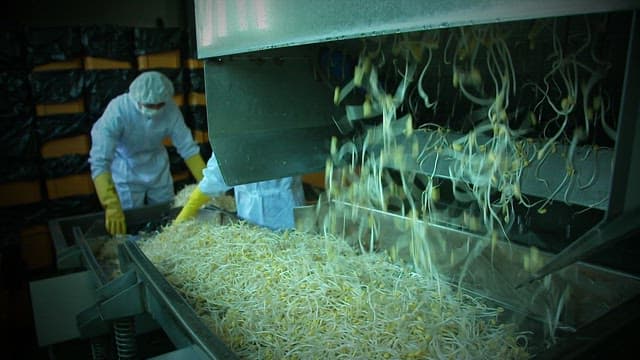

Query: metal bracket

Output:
[76, 270, 146, 338]
[55, 244, 83, 270]
[516, 11, 640, 285]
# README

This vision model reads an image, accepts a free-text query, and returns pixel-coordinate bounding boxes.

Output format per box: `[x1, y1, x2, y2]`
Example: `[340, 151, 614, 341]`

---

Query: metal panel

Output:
[194, 0, 640, 58]
[520, 206, 640, 286]
[149, 345, 209, 360]
[49, 202, 178, 270]
[206, 57, 339, 185]
[536, 292, 640, 359]
[607, 11, 640, 219]
[385, 129, 613, 210]
[523, 10, 640, 296]
[30, 271, 98, 346]
[320, 200, 640, 334]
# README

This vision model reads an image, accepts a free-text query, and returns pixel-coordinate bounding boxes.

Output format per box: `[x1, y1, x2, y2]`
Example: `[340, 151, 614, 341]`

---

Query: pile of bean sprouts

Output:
[173, 184, 198, 207]
[173, 184, 237, 212]
[96, 235, 125, 279]
[140, 221, 528, 359]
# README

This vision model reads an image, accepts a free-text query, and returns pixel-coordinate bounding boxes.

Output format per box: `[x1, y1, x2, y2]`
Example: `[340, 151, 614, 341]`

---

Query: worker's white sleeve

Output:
[234, 176, 305, 230]
[89, 101, 122, 179]
[169, 111, 200, 160]
[199, 154, 232, 196]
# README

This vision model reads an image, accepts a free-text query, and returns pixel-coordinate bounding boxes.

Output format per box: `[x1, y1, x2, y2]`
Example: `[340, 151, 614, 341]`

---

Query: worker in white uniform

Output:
[175, 154, 305, 231]
[89, 71, 206, 235]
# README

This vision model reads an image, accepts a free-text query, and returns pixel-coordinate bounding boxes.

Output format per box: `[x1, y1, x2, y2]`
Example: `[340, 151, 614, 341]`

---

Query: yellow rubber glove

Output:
[93, 172, 127, 235]
[185, 154, 206, 182]
[175, 185, 210, 223]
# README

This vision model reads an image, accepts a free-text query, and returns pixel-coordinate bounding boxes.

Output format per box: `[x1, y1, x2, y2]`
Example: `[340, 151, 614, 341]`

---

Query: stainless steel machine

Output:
[30, 0, 640, 359]
[31, 203, 239, 359]
[196, 0, 640, 357]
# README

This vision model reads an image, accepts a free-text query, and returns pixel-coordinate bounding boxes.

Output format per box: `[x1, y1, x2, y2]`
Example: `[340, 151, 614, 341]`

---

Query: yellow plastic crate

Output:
[0, 180, 42, 207]
[40, 134, 90, 159]
[137, 50, 181, 69]
[84, 56, 132, 70]
[172, 171, 191, 182]
[45, 173, 95, 200]
[32, 58, 83, 72]
[20, 225, 53, 270]
[185, 58, 204, 69]
[192, 130, 209, 144]
[35, 99, 85, 116]
[173, 94, 184, 107]
[302, 172, 326, 189]
[188, 92, 206, 106]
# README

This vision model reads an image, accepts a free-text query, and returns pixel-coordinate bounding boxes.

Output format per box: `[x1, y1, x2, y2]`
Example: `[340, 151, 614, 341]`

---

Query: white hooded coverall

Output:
[89, 76, 200, 209]
[199, 155, 305, 231]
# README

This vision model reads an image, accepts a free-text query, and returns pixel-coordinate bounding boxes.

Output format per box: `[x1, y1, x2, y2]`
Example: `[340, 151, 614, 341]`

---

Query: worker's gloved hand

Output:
[175, 185, 210, 223]
[93, 172, 127, 235]
[105, 206, 126, 235]
[185, 154, 206, 182]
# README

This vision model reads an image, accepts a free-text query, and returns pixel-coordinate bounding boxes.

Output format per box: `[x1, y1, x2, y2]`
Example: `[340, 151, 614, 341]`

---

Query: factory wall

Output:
[5, 0, 185, 28]
[0, 1, 209, 358]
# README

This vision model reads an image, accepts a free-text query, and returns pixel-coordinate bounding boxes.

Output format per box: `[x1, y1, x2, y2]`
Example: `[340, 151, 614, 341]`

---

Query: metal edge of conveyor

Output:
[49, 202, 177, 270]
[49, 214, 98, 270]
[293, 201, 556, 351]
[534, 291, 640, 360]
[316, 199, 640, 350]
[120, 237, 238, 360]
[72, 227, 109, 286]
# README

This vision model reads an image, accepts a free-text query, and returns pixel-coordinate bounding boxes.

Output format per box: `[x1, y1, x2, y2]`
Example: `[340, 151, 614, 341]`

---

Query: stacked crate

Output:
[0, 27, 46, 343]
[80, 25, 138, 214]
[183, 5, 212, 163]
[186, 58, 208, 142]
[28, 27, 101, 235]
[134, 27, 192, 190]
[82, 25, 138, 118]
[28, 27, 85, 119]
[0, 28, 50, 273]
[0, 70, 41, 221]
[185, 58, 212, 164]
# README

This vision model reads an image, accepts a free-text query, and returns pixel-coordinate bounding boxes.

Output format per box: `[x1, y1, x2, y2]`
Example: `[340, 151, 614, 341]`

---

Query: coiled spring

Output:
[114, 317, 137, 359]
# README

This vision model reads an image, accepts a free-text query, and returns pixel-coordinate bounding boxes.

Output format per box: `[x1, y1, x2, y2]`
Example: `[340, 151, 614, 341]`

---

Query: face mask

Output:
[138, 104, 165, 118]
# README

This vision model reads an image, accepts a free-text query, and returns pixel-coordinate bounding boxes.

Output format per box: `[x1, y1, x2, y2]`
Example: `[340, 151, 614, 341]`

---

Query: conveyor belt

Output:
[117, 236, 238, 359]
[36, 201, 640, 358]
[37, 203, 239, 359]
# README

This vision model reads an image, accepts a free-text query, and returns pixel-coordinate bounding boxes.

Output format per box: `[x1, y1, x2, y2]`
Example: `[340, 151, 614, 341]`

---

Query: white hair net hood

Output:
[128, 71, 174, 104]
